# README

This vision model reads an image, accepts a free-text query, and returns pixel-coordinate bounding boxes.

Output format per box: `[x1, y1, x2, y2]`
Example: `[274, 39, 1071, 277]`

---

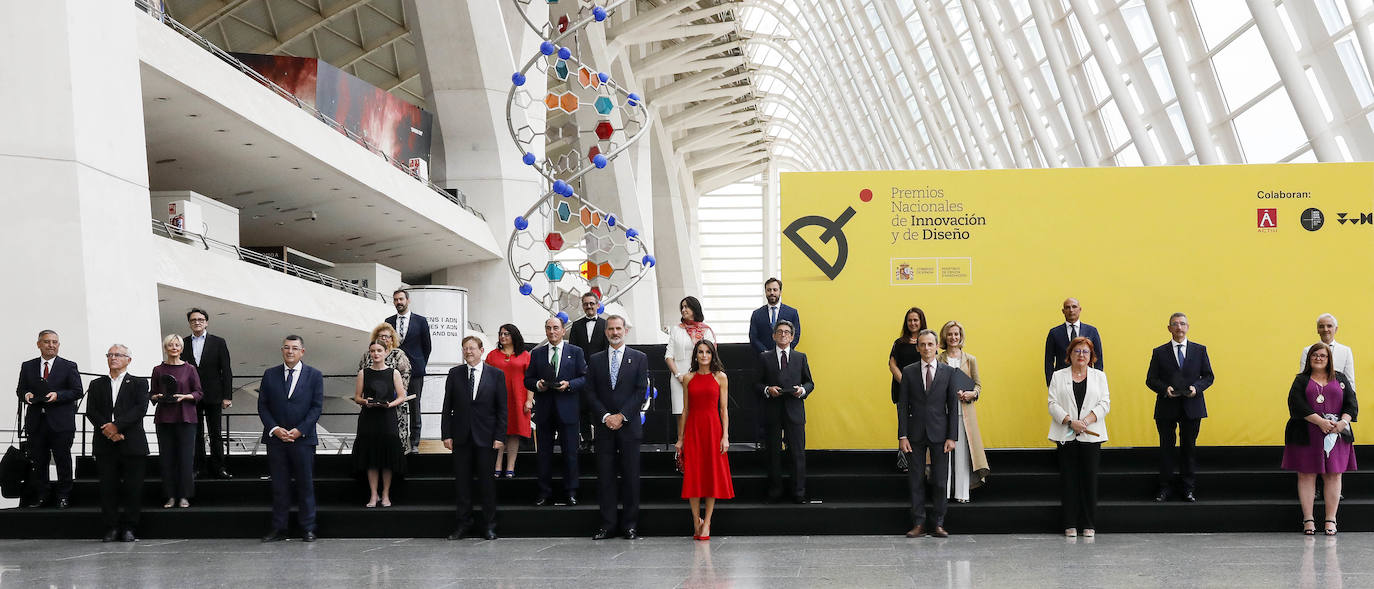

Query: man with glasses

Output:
[756, 320, 814, 504]
[15, 330, 83, 508]
[85, 344, 149, 542]
[1145, 313, 1215, 503]
[258, 335, 324, 542]
[182, 308, 234, 479]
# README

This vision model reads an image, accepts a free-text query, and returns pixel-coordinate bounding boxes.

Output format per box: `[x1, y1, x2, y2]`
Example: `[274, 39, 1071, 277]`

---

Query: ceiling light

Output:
[234, 190, 254, 196]
[154, 158, 177, 164]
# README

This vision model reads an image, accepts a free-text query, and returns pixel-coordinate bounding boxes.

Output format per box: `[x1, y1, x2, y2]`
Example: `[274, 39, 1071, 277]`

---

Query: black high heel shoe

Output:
[1324, 519, 1338, 536]
[1302, 518, 1316, 535]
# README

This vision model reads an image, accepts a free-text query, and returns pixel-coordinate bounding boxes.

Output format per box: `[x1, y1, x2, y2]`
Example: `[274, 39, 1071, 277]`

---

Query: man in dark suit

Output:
[583, 316, 649, 540]
[748, 277, 802, 355]
[569, 292, 608, 450]
[15, 329, 83, 508]
[1044, 297, 1104, 385]
[442, 336, 507, 541]
[1145, 312, 1215, 502]
[523, 317, 587, 505]
[85, 344, 149, 542]
[387, 288, 432, 452]
[182, 307, 234, 479]
[897, 330, 960, 538]
[258, 335, 324, 542]
[756, 320, 814, 503]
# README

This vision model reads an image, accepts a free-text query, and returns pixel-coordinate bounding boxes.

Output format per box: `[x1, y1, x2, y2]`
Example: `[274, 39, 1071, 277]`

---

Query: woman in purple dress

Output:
[1281, 342, 1357, 535]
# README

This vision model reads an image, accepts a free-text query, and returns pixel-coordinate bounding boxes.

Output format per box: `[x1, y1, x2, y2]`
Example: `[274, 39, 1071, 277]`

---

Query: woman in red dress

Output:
[486, 324, 532, 478]
[676, 339, 733, 540]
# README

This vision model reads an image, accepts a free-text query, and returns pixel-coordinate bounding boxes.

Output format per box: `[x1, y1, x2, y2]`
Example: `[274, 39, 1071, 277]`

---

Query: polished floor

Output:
[0, 532, 1365, 588]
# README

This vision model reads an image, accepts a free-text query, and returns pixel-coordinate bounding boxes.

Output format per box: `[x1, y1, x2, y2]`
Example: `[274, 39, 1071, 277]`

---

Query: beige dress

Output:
[938, 350, 990, 498]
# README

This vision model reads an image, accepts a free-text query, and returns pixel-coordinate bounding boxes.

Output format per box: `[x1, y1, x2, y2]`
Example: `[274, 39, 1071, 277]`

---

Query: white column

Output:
[1246, 0, 1342, 160]
[1145, 0, 1220, 164]
[1066, 0, 1162, 165]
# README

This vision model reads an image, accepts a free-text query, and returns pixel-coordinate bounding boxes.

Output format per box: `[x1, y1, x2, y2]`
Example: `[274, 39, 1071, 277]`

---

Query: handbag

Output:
[0, 406, 30, 498]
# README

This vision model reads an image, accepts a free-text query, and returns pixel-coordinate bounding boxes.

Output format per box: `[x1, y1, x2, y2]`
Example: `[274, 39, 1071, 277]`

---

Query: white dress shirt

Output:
[1064, 321, 1082, 340]
[1301, 340, 1356, 388]
[465, 361, 483, 400]
[395, 313, 411, 340]
[191, 332, 206, 364]
[1171, 339, 1189, 365]
[108, 371, 127, 420]
[601, 344, 627, 423]
[269, 363, 303, 438]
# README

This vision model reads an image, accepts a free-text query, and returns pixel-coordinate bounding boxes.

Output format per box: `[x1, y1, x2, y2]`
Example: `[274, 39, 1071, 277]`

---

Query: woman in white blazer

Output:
[1047, 337, 1110, 538]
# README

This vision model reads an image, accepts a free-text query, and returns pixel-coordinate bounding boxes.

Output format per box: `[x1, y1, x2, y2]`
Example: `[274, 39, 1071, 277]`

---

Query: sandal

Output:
[1302, 518, 1316, 535]
[1324, 519, 1338, 536]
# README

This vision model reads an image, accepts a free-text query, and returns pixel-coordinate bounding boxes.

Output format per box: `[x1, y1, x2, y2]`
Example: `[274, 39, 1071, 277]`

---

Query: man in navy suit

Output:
[1044, 298, 1104, 385]
[523, 317, 586, 505]
[584, 316, 649, 540]
[442, 336, 507, 541]
[387, 288, 432, 452]
[749, 278, 802, 355]
[757, 320, 815, 503]
[897, 330, 960, 538]
[15, 330, 84, 508]
[1145, 313, 1215, 503]
[182, 308, 234, 479]
[258, 335, 324, 542]
[85, 344, 149, 542]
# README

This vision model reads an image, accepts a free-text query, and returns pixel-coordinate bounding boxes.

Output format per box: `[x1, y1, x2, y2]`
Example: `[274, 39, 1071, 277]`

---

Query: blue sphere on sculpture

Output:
[519, 283, 533, 296]
[522, 152, 537, 165]
[557, 47, 572, 60]
[593, 154, 607, 169]
[539, 41, 555, 55]
[514, 216, 529, 230]
[512, 72, 526, 86]
[593, 6, 607, 21]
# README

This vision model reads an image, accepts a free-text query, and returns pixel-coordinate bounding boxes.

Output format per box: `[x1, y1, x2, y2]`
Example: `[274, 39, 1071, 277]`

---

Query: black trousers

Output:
[266, 440, 316, 532]
[27, 423, 74, 500]
[1156, 418, 1201, 491]
[96, 452, 145, 529]
[594, 424, 641, 532]
[906, 440, 949, 527]
[1056, 440, 1101, 529]
[156, 423, 196, 499]
[407, 376, 425, 448]
[194, 399, 225, 472]
[535, 417, 580, 498]
[452, 443, 497, 530]
[764, 417, 806, 497]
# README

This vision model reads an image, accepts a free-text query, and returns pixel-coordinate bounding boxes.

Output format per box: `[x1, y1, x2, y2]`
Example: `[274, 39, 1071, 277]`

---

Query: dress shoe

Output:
[623, 528, 639, 540]
[261, 529, 287, 543]
[931, 527, 949, 538]
[792, 494, 807, 504]
[120, 529, 136, 542]
[592, 528, 613, 540]
[533, 496, 550, 507]
[1152, 489, 1170, 502]
[447, 525, 470, 540]
[302, 531, 317, 543]
[216, 468, 233, 480]
[26, 497, 46, 509]
[57, 498, 70, 509]
[565, 495, 578, 506]
[101, 529, 119, 543]
[905, 525, 926, 538]
[1183, 491, 1197, 502]
[483, 528, 498, 541]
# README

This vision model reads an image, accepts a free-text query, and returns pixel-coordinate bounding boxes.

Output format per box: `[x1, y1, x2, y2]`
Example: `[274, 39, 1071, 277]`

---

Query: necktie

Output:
[1176, 344, 1185, 367]
[42, 361, 49, 380]
[469, 366, 476, 400]
[610, 349, 621, 388]
[780, 350, 789, 373]
[551, 345, 561, 375]
[770, 307, 777, 327]
[285, 368, 295, 398]
[925, 364, 933, 391]
[1070, 324, 1078, 340]
[398, 316, 407, 340]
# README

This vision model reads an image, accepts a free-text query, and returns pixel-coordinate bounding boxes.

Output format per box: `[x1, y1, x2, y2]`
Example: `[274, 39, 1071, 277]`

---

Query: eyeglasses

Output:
[188, 318, 207, 323]
[105, 353, 128, 359]
[1071, 349, 1092, 355]
[281, 346, 303, 352]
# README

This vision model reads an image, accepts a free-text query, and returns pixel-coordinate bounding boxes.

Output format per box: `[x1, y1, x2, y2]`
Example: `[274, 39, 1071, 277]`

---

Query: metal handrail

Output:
[132, 0, 485, 221]
[151, 219, 390, 303]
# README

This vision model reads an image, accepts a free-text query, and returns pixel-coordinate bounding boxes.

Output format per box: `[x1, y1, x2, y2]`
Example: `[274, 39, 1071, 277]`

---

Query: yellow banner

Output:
[780, 164, 1374, 448]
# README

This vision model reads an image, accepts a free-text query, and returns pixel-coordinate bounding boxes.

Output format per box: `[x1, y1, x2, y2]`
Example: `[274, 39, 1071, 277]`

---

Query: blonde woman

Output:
[359, 323, 413, 453]
[150, 334, 203, 508]
[937, 321, 989, 502]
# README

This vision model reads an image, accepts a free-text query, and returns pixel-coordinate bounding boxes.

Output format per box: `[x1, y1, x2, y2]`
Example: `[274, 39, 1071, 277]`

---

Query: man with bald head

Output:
[1044, 298, 1104, 386]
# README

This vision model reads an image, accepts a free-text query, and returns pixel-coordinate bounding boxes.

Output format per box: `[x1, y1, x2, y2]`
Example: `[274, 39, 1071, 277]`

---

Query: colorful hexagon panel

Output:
[578, 206, 602, 228]
[556, 201, 573, 222]
[560, 93, 578, 113]
[544, 261, 566, 281]
[544, 232, 564, 251]
[595, 121, 614, 140]
[594, 96, 614, 115]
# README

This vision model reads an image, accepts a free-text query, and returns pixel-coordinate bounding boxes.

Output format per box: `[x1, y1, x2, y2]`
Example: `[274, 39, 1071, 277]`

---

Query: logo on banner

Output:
[1300, 208, 1325, 231]
[1257, 208, 1277, 232]
[785, 207, 856, 280]
[1337, 212, 1374, 225]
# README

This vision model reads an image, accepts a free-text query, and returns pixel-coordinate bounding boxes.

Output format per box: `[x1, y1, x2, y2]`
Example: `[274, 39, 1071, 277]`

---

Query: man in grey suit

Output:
[897, 329, 959, 538]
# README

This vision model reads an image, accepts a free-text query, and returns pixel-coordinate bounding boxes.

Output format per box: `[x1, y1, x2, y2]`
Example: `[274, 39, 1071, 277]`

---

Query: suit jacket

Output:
[181, 333, 233, 403]
[897, 361, 960, 444]
[749, 304, 801, 354]
[1145, 341, 1215, 420]
[387, 314, 433, 378]
[569, 316, 609, 356]
[755, 348, 814, 424]
[1285, 372, 1358, 445]
[441, 363, 508, 447]
[583, 346, 650, 437]
[1046, 367, 1110, 443]
[523, 342, 587, 426]
[15, 356, 83, 434]
[1044, 323, 1103, 385]
[257, 364, 325, 444]
[84, 374, 150, 456]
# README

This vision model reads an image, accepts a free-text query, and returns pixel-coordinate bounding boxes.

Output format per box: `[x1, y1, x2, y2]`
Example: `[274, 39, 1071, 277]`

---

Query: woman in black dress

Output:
[353, 340, 408, 507]
[887, 307, 927, 473]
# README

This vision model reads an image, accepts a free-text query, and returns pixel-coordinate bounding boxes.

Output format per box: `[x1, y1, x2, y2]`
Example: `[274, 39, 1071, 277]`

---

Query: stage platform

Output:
[0, 446, 1364, 538]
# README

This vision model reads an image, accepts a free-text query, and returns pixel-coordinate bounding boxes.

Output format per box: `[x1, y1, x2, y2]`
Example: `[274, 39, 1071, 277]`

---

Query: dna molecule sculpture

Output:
[505, 0, 655, 320]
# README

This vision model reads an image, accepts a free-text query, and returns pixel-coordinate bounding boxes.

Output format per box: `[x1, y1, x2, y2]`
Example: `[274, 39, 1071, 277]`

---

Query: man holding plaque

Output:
[1145, 313, 1215, 502]
[16, 330, 83, 509]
